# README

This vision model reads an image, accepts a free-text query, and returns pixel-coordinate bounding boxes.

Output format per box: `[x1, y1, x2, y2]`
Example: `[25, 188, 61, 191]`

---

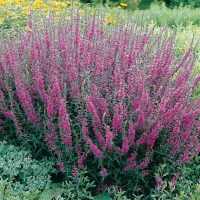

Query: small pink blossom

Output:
[156, 178, 163, 189]
[57, 162, 65, 172]
[72, 166, 79, 174]
[46, 99, 54, 117]
[170, 173, 179, 188]
[100, 168, 108, 177]
[89, 141, 104, 158]
[72, 166, 79, 179]
[104, 125, 114, 150]
[3, 111, 13, 119]
[124, 165, 133, 172]
[77, 152, 87, 169]
[121, 136, 129, 155]
[137, 110, 145, 125]
[142, 171, 148, 177]
[139, 160, 149, 169]
[36, 76, 44, 90]
[64, 135, 72, 147]
[127, 153, 136, 165]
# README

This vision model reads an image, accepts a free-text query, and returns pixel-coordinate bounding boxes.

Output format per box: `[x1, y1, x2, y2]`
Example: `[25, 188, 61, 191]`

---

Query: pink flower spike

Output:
[100, 168, 108, 177]
[72, 166, 79, 179]
[72, 166, 79, 174]
[156, 178, 163, 189]
[142, 171, 148, 177]
[170, 173, 179, 188]
[57, 162, 65, 172]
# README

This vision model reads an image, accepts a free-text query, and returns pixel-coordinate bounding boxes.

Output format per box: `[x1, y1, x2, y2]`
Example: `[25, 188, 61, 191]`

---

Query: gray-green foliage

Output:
[90, 0, 141, 10]
[132, 3, 200, 27]
[124, 0, 141, 10]
[150, 158, 200, 199]
[40, 168, 131, 200]
[151, 180, 200, 199]
[39, 168, 96, 200]
[0, 177, 41, 200]
[0, 141, 56, 199]
[105, 186, 131, 200]
[59, 169, 95, 200]
[132, 159, 200, 199]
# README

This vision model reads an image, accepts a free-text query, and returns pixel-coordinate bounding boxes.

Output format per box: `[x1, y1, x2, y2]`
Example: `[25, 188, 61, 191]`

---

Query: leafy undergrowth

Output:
[0, 4, 200, 200]
[0, 141, 200, 199]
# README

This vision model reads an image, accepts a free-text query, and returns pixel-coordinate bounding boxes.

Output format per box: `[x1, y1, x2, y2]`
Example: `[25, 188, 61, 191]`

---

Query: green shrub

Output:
[133, 3, 200, 27]
[0, 141, 56, 199]
[170, 0, 200, 8]
[0, 177, 41, 200]
[120, 0, 141, 10]
[90, 0, 141, 10]
[149, 156, 200, 199]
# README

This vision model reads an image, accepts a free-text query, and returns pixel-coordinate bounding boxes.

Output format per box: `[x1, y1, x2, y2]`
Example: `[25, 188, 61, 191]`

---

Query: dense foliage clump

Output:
[0, 9, 200, 197]
[0, 141, 56, 199]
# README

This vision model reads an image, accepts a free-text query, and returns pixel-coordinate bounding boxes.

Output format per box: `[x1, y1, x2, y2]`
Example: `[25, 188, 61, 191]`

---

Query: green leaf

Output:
[19, 171, 25, 181]
[41, 182, 59, 200]
[93, 193, 112, 200]
[41, 188, 54, 200]
[51, 182, 62, 189]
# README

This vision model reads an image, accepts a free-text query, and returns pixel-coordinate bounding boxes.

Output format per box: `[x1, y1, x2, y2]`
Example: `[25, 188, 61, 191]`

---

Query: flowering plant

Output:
[0, 9, 200, 197]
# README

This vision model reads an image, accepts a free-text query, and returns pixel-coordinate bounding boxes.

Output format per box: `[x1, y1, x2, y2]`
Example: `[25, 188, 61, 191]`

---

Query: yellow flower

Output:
[55, 17, 60, 22]
[117, 6, 121, 9]
[21, 10, 29, 15]
[0, 18, 5, 23]
[36, 0, 43, 3]
[84, 5, 91, 10]
[111, 19, 117, 25]
[32, 3, 41, 9]
[25, 26, 31, 31]
[120, 3, 128, 7]
[66, 1, 72, 5]
[14, 5, 19, 9]
[26, 6, 31, 11]
[43, 6, 50, 11]
[57, 2, 66, 7]
[32, 0, 43, 9]
[91, 11, 95, 16]
[105, 17, 117, 25]
[53, 7, 60, 11]
[43, 12, 49, 16]
[7, 13, 13, 17]
[74, 1, 81, 6]
[51, 1, 57, 6]
[78, 10, 84, 16]
[56, 11, 62, 15]
[16, 0, 25, 3]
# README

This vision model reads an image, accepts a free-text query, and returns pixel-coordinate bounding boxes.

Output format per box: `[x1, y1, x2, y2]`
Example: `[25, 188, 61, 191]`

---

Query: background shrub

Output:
[153, 0, 200, 8]
[133, 3, 200, 27]
[170, 0, 200, 8]
[89, 0, 141, 10]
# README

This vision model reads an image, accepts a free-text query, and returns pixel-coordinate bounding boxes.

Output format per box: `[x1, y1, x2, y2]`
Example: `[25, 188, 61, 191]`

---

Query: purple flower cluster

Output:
[0, 10, 200, 174]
